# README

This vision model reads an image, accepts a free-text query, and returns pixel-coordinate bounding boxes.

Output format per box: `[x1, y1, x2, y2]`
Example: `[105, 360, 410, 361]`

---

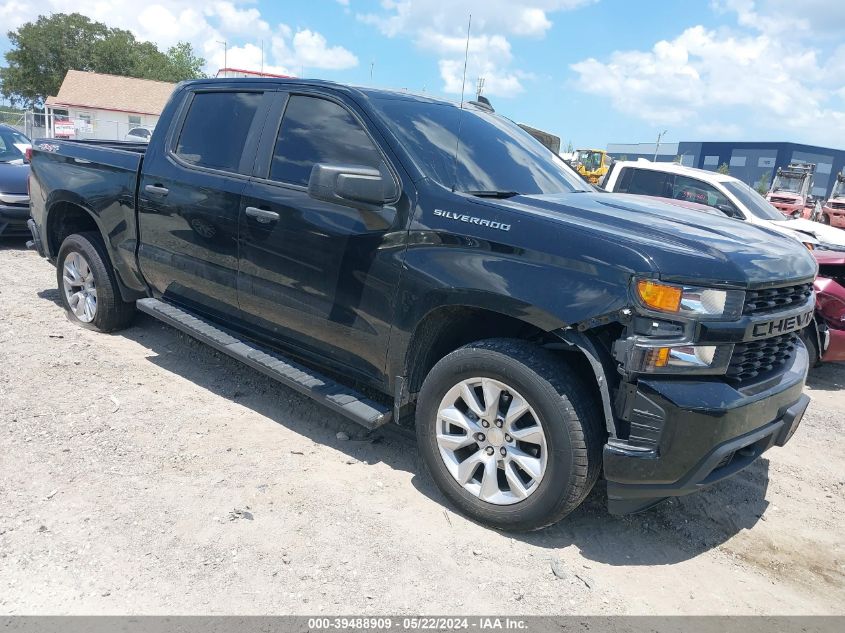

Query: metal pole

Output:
[654, 130, 667, 161]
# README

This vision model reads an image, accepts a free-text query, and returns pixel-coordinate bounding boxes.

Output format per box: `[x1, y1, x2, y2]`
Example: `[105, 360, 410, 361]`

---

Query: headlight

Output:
[635, 279, 745, 320]
[630, 343, 734, 374]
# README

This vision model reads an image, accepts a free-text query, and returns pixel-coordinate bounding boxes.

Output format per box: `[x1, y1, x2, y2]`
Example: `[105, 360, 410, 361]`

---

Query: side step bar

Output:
[137, 298, 392, 429]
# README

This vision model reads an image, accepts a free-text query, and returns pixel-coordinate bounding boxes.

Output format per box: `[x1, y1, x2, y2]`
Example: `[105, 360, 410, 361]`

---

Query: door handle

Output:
[245, 206, 280, 223]
[144, 184, 169, 197]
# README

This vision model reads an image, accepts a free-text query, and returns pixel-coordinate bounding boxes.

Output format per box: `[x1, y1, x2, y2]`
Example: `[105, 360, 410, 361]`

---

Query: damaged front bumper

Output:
[603, 342, 809, 514]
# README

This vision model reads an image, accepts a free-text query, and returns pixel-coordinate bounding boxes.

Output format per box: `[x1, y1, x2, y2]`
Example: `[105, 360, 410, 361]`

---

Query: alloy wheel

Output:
[62, 251, 97, 323]
[435, 377, 548, 505]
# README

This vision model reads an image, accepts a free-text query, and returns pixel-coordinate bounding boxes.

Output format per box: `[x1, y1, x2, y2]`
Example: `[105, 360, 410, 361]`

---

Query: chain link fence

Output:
[0, 108, 146, 141]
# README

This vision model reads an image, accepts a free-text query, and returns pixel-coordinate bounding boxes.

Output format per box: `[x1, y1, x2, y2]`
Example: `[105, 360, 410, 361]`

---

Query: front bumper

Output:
[822, 324, 845, 362]
[604, 343, 809, 514]
[0, 202, 31, 237]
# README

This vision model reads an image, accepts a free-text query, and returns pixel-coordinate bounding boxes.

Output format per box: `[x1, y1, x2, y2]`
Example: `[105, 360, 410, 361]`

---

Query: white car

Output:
[602, 159, 845, 250]
[125, 127, 154, 143]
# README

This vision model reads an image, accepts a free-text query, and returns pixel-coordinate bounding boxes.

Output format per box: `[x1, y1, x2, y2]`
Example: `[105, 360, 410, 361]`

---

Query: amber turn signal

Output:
[636, 280, 683, 313]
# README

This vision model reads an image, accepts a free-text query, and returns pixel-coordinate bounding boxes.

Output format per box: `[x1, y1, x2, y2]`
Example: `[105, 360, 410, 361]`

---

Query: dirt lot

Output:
[1, 238, 844, 615]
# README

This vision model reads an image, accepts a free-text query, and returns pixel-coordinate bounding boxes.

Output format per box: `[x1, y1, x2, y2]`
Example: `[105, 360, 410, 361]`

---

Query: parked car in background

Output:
[766, 162, 815, 219]
[125, 126, 154, 143]
[602, 159, 845, 251]
[0, 123, 32, 164]
[0, 125, 31, 237]
[821, 171, 845, 228]
[808, 250, 845, 366]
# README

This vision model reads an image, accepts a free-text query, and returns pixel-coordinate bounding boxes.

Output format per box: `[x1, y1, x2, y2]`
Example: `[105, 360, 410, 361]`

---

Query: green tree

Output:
[755, 170, 771, 195]
[161, 42, 206, 82]
[1, 13, 110, 106]
[1, 14, 205, 107]
[717, 162, 730, 175]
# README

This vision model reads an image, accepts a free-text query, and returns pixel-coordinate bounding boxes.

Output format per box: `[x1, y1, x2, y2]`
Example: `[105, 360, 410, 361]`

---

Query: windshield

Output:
[772, 175, 804, 194]
[0, 128, 28, 162]
[723, 180, 786, 221]
[575, 150, 603, 171]
[832, 177, 845, 199]
[372, 99, 589, 195]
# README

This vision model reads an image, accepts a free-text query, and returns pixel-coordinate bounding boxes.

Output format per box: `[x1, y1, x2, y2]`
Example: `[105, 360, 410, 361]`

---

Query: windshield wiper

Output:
[464, 190, 521, 199]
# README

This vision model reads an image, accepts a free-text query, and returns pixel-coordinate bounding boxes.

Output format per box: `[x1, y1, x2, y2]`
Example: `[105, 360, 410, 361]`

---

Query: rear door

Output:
[137, 87, 272, 321]
[237, 90, 407, 385]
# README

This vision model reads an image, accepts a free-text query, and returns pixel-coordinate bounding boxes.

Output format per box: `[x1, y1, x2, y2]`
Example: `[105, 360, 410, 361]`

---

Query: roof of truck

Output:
[181, 77, 461, 108]
[611, 159, 736, 184]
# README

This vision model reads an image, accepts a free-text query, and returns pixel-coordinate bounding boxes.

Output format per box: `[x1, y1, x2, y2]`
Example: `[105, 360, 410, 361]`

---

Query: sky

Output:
[1, 0, 844, 150]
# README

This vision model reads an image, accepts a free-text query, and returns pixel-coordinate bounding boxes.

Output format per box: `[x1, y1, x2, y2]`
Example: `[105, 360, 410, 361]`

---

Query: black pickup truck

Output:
[27, 78, 816, 530]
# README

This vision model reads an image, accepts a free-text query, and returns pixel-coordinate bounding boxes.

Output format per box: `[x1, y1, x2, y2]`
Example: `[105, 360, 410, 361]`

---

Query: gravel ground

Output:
[1, 238, 843, 615]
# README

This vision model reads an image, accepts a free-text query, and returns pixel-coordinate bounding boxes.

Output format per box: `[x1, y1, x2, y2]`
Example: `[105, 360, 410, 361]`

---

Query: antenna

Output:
[476, 76, 485, 100]
[451, 14, 472, 192]
[261, 40, 264, 74]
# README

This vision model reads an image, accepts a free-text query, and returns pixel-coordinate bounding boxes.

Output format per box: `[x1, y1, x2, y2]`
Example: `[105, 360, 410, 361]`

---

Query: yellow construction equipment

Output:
[573, 148, 613, 185]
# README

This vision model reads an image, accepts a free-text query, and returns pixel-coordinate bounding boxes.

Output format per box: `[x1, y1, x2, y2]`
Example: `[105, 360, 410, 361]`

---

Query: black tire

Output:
[56, 232, 135, 332]
[800, 327, 820, 368]
[416, 338, 604, 531]
[821, 213, 830, 225]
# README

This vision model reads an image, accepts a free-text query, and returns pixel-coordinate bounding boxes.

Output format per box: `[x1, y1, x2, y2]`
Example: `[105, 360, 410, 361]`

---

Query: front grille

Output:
[830, 201, 845, 210]
[770, 196, 797, 204]
[726, 332, 799, 384]
[743, 283, 813, 316]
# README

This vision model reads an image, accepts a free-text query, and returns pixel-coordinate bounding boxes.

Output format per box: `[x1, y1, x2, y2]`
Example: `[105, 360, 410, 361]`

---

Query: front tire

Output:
[416, 339, 603, 531]
[57, 232, 135, 332]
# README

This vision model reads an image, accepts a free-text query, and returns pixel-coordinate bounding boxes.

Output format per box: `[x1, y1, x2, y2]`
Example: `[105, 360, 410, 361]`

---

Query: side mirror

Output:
[716, 203, 740, 218]
[308, 164, 397, 209]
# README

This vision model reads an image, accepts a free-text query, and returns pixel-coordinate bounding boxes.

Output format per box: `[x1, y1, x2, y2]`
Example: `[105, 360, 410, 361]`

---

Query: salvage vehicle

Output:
[821, 172, 845, 228]
[767, 162, 816, 219]
[28, 78, 816, 530]
[603, 159, 845, 250]
[0, 125, 31, 238]
[806, 250, 845, 365]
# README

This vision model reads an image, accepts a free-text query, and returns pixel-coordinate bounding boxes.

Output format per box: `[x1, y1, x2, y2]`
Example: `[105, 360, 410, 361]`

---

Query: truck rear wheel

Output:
[56, 232, 135, 332]
[416, 338, 603, 531]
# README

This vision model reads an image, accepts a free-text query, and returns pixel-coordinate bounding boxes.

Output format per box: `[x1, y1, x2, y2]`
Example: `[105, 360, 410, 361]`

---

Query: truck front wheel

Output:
[56, 232, 135, 332]
[416, 338, 603, 531]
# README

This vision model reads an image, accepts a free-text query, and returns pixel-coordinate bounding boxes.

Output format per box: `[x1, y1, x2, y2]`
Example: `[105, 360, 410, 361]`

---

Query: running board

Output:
[136, 298, 392, 429]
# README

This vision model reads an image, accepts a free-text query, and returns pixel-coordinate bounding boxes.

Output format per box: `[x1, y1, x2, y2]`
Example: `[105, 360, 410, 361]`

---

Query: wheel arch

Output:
[398, 301, 618, 439]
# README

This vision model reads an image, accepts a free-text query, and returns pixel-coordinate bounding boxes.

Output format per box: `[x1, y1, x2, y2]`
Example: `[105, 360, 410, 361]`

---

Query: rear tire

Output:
[57, 232, 135, 332]
[416, 338, 604, 531]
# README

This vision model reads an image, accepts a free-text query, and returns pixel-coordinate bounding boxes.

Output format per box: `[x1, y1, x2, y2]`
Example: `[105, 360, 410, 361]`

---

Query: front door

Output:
[137, 88, 270, 320]
[237, 92, 408, 386]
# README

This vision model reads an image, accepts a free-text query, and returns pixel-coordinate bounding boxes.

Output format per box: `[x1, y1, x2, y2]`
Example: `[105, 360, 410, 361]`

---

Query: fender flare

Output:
[552, 329, 618, 439]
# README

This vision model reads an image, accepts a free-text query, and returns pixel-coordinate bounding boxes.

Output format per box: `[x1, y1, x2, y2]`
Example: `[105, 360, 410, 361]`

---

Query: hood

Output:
[0, 162, 30, 195]
[489, 191, 817, 286]
[784, 218, 845, 248]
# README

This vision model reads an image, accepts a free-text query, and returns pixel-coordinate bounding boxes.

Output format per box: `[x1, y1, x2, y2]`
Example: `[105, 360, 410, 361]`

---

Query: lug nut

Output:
[485, 446, 495, 456]
[500, 447, 507, 457]
[475, 432, 486, 442]
[494, 419, 503, 428]
[504, 434, 512, 442]
[481, 419, 490, 428]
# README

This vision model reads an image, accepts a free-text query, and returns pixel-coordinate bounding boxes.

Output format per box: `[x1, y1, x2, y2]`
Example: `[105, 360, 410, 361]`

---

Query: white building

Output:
[44, 70, 175, 141]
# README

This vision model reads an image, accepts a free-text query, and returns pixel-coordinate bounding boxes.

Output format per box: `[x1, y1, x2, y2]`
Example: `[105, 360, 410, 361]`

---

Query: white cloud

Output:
[290, 30, 358, 70]
[0, 0, 357, 77]
[359, 0, 594, 97]
[571, 2, 845, 146]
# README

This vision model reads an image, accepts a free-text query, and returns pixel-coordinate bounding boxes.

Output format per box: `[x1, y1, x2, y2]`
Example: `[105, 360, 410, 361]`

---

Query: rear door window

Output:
[616, 168, 673, 197]
[175, 91, 263, 174]
[270, 95, 384, 186]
